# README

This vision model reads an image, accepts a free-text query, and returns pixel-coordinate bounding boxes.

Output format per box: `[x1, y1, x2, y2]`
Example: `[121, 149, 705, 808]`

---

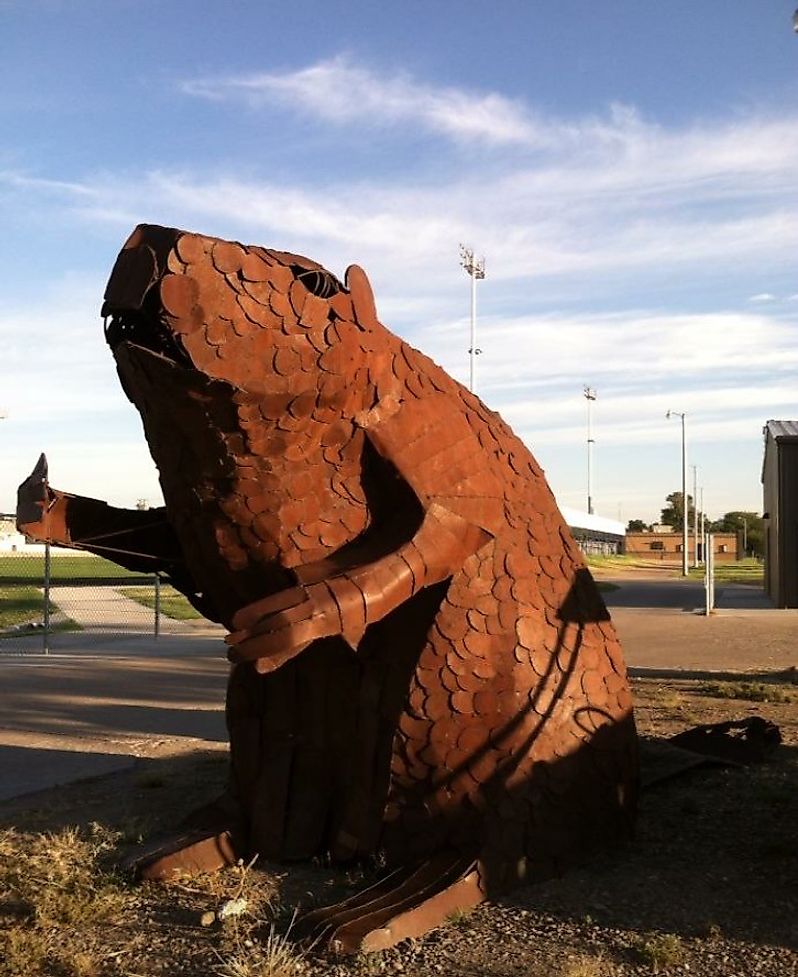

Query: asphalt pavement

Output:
[0, 632, 230, 802]
[1, 572, 795, 804]
[602, 572, 798, 677]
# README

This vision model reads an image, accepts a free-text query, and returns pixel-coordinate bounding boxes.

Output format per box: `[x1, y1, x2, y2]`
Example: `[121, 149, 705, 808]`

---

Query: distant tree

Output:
[626, 519, 649, 532]
[660, 491, 696, 529]
[709, 511, 764, 558]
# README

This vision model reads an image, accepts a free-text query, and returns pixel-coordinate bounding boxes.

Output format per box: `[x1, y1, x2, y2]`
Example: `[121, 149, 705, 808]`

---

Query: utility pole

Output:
[666, 410, 689, 577]
[584, 386, 596, 514]
[459, 245, 486, 393]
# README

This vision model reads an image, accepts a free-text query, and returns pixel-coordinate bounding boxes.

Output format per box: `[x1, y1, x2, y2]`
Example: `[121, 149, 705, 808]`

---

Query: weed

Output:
[177, 854, 280, 922]
[656, 690, 687, 711]
[560, 953, 606, 977]
[631, 932, 685, 972]
[445, 906, 473, 929]
[215, 919, 307, 977]
[0, 926, 50, 977]
[699, 681, 793, 703]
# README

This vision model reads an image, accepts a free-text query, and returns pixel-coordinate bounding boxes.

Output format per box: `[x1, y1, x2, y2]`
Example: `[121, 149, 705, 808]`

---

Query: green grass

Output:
[0, 585, 46, 629]
[120, 585, 204, 620]
[585, 554, 640, 569]
[0, 554, 146, 583]
[687, 558, 763, 586]
[0, 585, 82, 637]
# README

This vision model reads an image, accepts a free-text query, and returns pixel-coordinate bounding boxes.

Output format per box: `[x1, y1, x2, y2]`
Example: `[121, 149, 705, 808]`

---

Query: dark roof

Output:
[762, 421, 798, 483]
[765, 420, 798, 441]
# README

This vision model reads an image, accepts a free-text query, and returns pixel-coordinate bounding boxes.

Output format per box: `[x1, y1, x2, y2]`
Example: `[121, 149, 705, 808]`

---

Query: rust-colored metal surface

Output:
[18, 225, 638, 952]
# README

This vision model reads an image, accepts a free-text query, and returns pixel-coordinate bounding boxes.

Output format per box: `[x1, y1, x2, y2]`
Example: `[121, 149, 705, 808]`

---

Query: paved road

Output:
[599, 573, 798, 676]
[2, 573, 796, 804]
[603, 576, 707, 611]
[0, 632, 229, 801]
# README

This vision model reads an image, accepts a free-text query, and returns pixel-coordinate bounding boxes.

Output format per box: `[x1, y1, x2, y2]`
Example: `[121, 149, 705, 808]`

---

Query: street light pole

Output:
[584, 386, 596, 514]
[699, 487, 705, 559]
[667, 410, 689, 576]
[691, 464, 698, 569]
[459, 245, 486, 393]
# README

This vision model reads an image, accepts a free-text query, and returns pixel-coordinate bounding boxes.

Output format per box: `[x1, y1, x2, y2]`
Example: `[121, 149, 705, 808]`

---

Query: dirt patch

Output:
[1, 680, 795, 976]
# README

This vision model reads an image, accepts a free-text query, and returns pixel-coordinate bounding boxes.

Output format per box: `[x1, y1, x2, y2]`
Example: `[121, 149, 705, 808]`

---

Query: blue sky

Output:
[2, 1, 797, 524]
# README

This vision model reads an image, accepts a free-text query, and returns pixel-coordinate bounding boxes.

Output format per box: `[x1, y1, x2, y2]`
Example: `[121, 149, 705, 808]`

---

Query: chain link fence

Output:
[0, 543, 216, 655]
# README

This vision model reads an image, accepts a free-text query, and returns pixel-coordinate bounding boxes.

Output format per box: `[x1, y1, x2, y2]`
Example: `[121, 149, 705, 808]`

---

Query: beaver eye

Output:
[291, 267, 342, 299]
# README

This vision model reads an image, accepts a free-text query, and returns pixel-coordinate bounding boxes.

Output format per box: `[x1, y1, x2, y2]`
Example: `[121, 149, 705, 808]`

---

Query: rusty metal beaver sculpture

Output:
[18, 225, 637, 951]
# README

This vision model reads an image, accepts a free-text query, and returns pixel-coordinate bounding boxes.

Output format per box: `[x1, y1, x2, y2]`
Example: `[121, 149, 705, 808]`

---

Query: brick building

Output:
[624, 527, 739, 563]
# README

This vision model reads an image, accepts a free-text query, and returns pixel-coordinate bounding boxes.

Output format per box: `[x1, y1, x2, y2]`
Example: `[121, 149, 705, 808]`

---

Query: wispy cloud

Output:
[7, 59, 795, 301]
[181, 55, 555, 147]
[5, 58, 796, 518]
[180, 58, 798, 204]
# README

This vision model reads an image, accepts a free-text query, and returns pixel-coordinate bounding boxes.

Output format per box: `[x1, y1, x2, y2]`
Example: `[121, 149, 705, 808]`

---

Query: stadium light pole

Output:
[666, 410, 689, 576]
[584, 386, 596, 514]
[459, 245, 486, 393]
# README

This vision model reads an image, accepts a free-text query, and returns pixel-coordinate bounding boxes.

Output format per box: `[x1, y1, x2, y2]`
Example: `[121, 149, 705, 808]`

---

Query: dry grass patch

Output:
[0, 823, 124, 927]
[698, 681, 794, 704]
[0, 824, 126, 977]
[214, 921, 308, 977]
[559, 953, 608, 977]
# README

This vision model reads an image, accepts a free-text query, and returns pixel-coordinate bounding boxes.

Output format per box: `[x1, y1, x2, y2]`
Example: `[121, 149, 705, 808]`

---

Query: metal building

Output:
[762, 420, 798, 607]
[559, 506, 625, 556]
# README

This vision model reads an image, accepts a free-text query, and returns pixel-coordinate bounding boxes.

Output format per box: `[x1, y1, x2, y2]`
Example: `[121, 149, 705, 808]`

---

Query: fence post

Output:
[154, 574, 161, 639]
[43, 540, 51, 655]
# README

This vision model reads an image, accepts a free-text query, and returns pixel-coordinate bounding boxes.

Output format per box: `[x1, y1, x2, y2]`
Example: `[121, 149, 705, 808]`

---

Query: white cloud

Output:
[4, 60, 796, 519]
[180, 59, 798, 205]
[181, 56, 554, 147]
[423, 309, 798, 395]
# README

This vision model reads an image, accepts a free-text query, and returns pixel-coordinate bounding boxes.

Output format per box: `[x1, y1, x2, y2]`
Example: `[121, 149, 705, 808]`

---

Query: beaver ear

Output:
[345, 264, 378, 329]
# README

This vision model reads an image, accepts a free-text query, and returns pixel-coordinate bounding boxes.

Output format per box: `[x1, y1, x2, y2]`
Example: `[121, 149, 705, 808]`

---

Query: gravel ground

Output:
[1, 677, 795, 977]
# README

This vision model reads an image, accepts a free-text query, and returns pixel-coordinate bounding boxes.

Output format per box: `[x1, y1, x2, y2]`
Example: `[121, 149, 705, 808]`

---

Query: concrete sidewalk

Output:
[50, 583, 226, 636]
